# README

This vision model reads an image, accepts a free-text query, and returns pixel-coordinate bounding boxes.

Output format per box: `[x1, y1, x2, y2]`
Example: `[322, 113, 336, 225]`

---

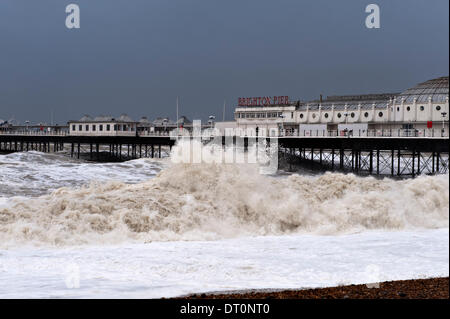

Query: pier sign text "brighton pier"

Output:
[238, 96, 289, 107]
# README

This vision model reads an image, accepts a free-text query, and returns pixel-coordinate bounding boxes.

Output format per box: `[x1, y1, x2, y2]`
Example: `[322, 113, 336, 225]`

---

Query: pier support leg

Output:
[391, 149, 395, 176]
[331, 148, 335, 170]
[376, 149, 380, 175]
[436, 153, 440, 173]
[432, 152, 435, 174]
[351, 150, 354, 172]
[417, 152, 421, 174]
[319, 149, 322, 168]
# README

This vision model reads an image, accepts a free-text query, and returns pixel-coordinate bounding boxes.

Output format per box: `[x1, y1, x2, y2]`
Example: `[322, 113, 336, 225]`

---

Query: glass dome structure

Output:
[398, 76, 448, 103]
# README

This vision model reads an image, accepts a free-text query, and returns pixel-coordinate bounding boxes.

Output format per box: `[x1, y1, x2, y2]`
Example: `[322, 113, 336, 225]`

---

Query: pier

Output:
[0, 132, 448, 177]
[0, 133, 175, 161]
[277, 136, 449, 177]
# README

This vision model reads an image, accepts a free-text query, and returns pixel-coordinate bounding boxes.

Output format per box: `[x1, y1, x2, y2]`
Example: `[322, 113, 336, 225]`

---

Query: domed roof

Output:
[118, 114, 134, 122]
[139, 116, 150, 124]
[176, 116, 191, 125]
[399, 76, 448, 103]
[79, 114, 93, 122]
[94, 115, 113, 121]
[153, 117, 174, 125]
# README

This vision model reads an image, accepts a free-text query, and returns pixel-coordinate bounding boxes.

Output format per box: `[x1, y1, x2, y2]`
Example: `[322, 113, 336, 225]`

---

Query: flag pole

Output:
[176, 97, 179, 134]
[222, 100, 226, 122]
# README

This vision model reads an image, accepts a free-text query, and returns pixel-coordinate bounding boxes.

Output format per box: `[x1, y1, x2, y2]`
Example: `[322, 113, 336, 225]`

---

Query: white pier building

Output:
[234, 76, 449, 137]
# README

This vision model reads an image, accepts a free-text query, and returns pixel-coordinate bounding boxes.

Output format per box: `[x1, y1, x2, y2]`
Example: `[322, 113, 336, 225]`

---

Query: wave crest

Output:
[0, 161, 448, 246]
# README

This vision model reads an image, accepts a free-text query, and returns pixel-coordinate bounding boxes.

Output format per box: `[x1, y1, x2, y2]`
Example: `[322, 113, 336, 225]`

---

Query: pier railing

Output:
[279, 128, 449, 138]
[0, 131, 69, 136]
[1, 128, 448, 138]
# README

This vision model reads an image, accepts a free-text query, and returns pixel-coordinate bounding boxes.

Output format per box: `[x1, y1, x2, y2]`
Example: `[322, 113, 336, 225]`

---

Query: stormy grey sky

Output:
[0, 0, 448, 124]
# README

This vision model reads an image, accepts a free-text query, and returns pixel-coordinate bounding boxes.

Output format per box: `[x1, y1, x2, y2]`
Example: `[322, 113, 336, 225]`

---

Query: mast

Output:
[222, 100, 226, 122]
[176, 96, 179, 132]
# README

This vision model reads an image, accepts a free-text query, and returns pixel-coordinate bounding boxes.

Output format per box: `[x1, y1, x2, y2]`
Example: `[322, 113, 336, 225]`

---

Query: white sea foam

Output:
[0, 229, 448, 298]
[0, 143, 448, 298]
[0, 151, 165, 197]
[0, 156, 448, 246]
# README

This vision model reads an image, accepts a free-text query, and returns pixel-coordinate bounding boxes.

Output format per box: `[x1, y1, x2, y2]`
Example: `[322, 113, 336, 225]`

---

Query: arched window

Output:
[420, 106, 425, 111]
[436, 105, 441, 111]
[364, 112, 369, 118]
[324, 113, 329, 118]
[300, 113, 304, 119]
[351, 112, 355, 118]
[378, 112, 383, 117]
[337, 113, 342, 118]
[406, 106, 411, 111]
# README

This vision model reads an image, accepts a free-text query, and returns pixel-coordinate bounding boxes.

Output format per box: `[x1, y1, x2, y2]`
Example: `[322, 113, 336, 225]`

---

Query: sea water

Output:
[0, 145, 448, 298]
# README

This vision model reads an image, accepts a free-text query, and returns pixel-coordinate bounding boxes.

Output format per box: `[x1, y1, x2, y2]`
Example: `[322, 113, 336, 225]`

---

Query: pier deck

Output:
[0, 133, 448, 177]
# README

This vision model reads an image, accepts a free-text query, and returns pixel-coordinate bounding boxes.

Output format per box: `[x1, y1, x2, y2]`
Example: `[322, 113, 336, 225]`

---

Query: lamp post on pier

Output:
[441, 112, 447, 137]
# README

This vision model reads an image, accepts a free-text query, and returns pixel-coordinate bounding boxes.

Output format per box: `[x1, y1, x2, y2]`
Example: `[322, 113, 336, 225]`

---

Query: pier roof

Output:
[68, 114, 136, 124]
[398, 76, 449, 103]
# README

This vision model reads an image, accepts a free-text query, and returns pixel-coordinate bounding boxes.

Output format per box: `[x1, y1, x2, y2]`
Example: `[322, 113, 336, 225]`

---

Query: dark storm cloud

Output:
[0, 0, 448, 124]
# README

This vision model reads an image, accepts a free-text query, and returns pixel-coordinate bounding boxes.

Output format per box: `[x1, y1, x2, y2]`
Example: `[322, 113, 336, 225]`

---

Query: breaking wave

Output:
[0, 158, 448, 246]
[0, 151, 164, 197]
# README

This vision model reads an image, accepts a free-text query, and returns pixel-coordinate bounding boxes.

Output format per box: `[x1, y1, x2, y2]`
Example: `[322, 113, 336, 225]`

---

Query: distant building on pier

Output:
[68, 114, 138, 136]
[234, 76, 449, 136]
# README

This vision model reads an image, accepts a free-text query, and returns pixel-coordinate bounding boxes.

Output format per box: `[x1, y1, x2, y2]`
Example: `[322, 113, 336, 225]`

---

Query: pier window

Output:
[300, 113, 304, 118]
[72, 125, 76, 131]
[92, 125, 96, 131]
[420, 106, 425, 111]
[107, 124, 110, 131]
[99, 125, 103, 131]
[378, 112, 383, 117]
[324, 113, 329, 118]
[407, 106, 411, 111]
[351, 112, 355, 118]
[79, 125, 82, 131]
[402, 124, 413, 130]
[436, 105, 441, 111]
[85, 125, 89, 131]
[364, 112, 369, 118]
[337, 113, 342, 118]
